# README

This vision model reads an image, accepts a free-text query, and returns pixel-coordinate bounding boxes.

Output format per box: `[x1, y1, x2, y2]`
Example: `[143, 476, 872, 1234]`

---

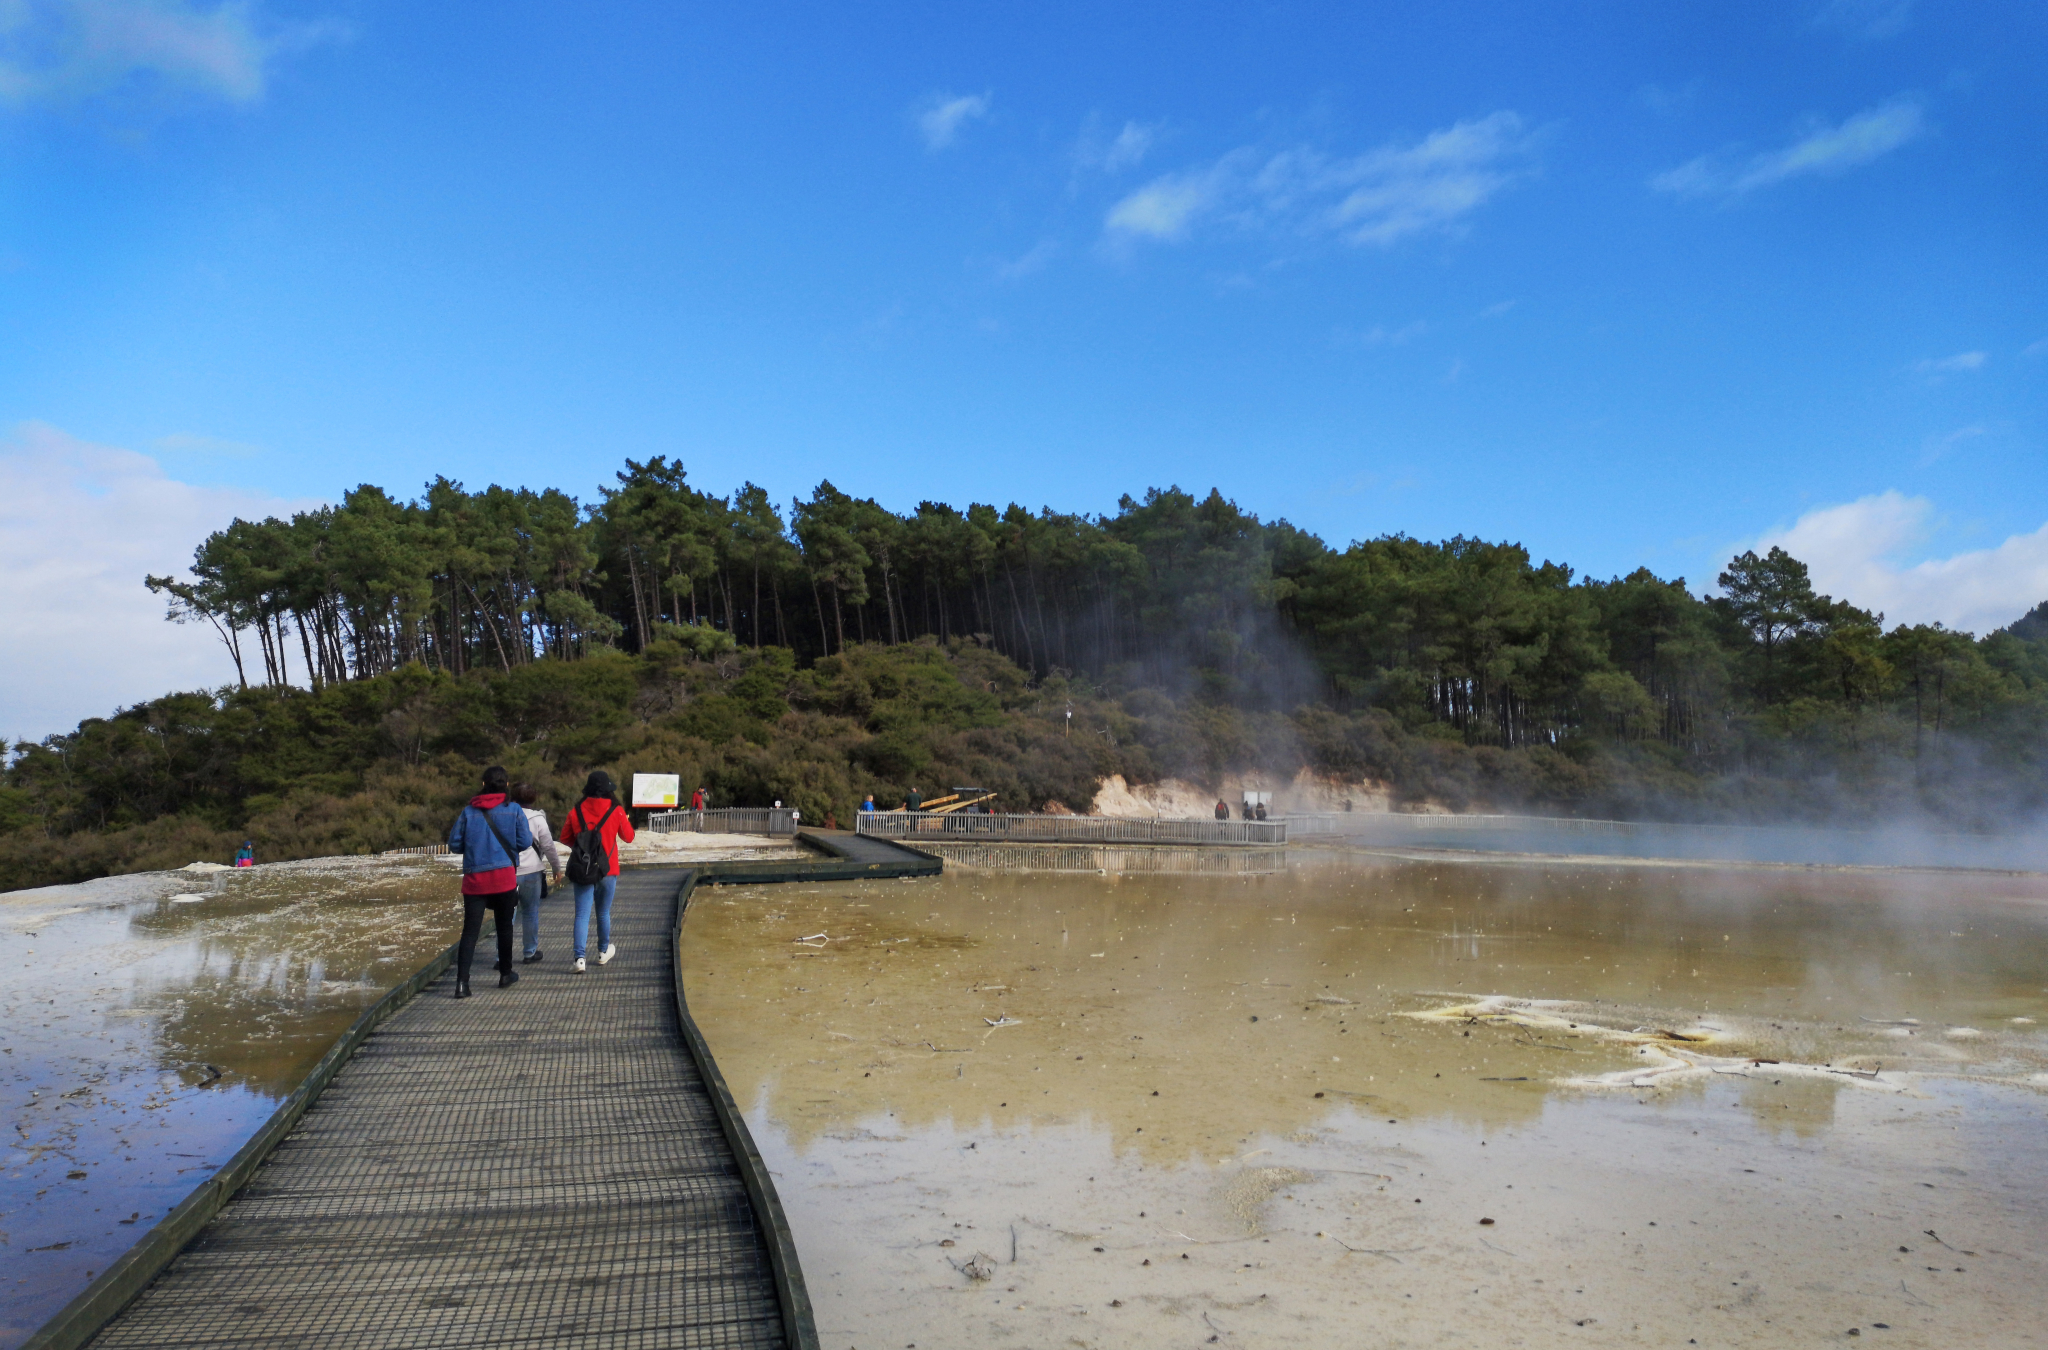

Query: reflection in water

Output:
[684, 851, 2048, 1349]
[0, 859, 459, 1346]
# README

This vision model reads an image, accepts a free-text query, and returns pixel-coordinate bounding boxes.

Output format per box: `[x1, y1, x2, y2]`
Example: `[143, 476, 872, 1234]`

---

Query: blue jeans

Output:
[516, 872, 546, 956]
[573, 874, 616, 959]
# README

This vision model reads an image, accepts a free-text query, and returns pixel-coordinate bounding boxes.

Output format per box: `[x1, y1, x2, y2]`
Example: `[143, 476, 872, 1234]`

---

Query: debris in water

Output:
[960, 1252, 996, 1281]
[984, 1016, 1021, 1027]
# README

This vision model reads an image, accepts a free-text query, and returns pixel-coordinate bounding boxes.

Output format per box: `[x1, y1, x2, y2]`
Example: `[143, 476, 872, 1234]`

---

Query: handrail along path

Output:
[39, 833, 939, 1350]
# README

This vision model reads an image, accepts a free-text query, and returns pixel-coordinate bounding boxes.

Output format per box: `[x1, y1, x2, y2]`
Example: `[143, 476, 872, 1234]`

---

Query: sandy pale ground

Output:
[684, 857, 2048, 1349]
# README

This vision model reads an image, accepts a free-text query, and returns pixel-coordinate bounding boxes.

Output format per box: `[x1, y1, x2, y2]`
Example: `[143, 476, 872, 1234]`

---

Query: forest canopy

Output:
[7, 459, 2046, 888]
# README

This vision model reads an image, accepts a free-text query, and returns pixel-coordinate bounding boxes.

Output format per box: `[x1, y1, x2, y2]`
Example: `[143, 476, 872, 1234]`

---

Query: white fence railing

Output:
[646, 807, 799, 837]
[855, 811, 1286, 846]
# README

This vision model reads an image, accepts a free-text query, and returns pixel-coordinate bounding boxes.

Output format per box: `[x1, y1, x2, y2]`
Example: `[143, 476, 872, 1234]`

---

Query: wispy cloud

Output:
[1104, 111, 1538, 249]
[1919, 423, 1986, 466]
[1755, 490, 2048, 634]
[916, 90, 990, 151]
[1813, 0, 1913, 40]
[1915, 350, 1986, 374]
[1076, 117, 1159, 173]
[2022, 337, 2048, 359]
[1634, 79, 1703, 115]
[1335, 320, 1427, 347]
[994, 239, 1058, 281]
[1653, 95, 1925, 198]
[0, 0, 341, 107]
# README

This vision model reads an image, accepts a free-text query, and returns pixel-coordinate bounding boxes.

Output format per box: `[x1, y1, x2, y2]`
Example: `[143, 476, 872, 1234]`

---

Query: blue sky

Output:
[2, 0, 2046, 734]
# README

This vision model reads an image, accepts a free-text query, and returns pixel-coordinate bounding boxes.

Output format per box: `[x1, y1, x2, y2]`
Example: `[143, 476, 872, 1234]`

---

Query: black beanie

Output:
[584, 771, 615, 800]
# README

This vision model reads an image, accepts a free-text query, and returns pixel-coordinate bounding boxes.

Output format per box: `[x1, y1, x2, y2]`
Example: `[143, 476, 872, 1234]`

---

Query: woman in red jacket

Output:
[562, 770, 635, 973]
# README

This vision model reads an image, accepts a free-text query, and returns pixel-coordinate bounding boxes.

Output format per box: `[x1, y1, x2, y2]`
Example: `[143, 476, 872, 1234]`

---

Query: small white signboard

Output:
[632, 773, 680, 808]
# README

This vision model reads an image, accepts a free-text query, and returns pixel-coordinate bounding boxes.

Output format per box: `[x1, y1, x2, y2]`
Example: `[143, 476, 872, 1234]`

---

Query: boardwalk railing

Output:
[920, 841, 1289, 875]
[856, 811, 1286, 846]
[1278, 812, 1647, 836]
[1277, 811, 2048, 870]
[648, 806, 799, 837]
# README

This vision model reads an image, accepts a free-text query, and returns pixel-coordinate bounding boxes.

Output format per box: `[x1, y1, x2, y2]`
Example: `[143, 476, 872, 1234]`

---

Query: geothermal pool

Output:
[0, 831, 796, 1347]
[6, 845, 2045, 1348]
[0, 858, 459, 1345]
[682, 850, 2048, 1349]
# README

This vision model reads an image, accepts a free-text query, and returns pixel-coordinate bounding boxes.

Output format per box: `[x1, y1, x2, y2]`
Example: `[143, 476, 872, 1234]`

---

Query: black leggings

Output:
[459, 891, 517, 984]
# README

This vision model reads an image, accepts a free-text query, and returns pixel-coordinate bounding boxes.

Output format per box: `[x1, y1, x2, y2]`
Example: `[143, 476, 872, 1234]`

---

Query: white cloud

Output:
[1076, 117, 1159, 173]
[0, 0, 338, 107]
[994, 239, 1057, 281]
[1753, 490, 2048, 634]
[1814, 0, 1913, 40]
[1103, 157, 1234, 240]
[1101, 120, 1154, 172]
[1915, 350, 1986, 374]
[1336, 320, 1427, 347]
[915, 90, 990, 151]
[1104, 111, 1537, 249]
[2020, 337, 2048, 358]
[1653, 96, 1925, 198]
[1918, 423, 1985, 466]
[0, 422, 318, 742]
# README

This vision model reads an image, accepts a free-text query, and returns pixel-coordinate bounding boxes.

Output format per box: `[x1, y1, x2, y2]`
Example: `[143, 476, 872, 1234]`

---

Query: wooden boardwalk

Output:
[854, 811, 1288, 847]
[81, 868, 802, 1350]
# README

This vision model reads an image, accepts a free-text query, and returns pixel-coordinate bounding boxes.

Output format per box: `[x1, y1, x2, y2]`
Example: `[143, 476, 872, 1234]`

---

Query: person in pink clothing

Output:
[560, 770, 635, 973]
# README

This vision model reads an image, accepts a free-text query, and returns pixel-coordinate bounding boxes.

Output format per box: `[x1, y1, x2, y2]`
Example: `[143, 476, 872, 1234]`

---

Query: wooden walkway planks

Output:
[85, 869, 792, 1350]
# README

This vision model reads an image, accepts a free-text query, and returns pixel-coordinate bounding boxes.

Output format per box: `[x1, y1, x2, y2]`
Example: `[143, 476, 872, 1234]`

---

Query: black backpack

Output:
[564, 801, 617, 885]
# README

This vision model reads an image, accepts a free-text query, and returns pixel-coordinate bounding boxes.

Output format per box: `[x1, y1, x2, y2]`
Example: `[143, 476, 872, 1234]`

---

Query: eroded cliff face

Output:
[1088, 770, 1404, 818]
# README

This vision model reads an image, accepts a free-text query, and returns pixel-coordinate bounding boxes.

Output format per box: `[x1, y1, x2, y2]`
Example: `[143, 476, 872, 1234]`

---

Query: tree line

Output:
[142, 458, 2048, 767]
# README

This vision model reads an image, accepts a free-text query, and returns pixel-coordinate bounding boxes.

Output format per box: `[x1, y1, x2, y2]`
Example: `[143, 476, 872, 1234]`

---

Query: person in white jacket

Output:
[509, 782, 562, 963]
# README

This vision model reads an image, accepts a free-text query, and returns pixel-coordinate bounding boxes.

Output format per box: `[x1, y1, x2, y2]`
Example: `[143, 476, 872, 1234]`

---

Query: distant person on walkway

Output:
[234, 840, 255, 867]
[861, 794, 876, 812]
[905, 787, 922, 812]
[447, 766, 533, 999]
[561, 770, 634, 974]
[510, 782, 561, 965]
[690, 786, 706, 811]
[1214, 801, 1229, 821]
[1254, 802, 1268, 821]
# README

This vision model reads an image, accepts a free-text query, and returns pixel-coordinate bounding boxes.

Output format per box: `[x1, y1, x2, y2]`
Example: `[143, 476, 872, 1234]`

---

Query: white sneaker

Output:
[573, 957, 586, 972]
[598, 944, 616, 966]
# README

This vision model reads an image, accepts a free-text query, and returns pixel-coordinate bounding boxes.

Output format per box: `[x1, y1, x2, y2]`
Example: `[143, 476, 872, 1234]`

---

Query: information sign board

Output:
[631, 773, 680, 808]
